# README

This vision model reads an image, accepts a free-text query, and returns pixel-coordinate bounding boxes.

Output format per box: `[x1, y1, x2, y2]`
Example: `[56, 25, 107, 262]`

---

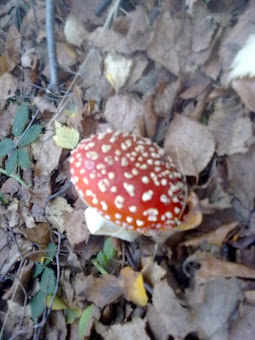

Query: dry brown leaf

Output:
[45, 311, 67, 340]
[147, 280, 195, 339]
[182, 222, 238, 247]
[153, 81, 179, 117]
[5, 25, 21, 71]
[164, 114, 215, 177]
[56, 42, 77, 68]
[74, 273, 123, 308]
[227, 146, 255, 212]
[0, 55, 7, 75]
[120, 266, 148, 307]
[179, 73, 211, 100]
[64, 209, 90, 247]
[143, 96, 157, 139]
[141, 257, 166, 286]
[104, 94, 144, 133]
[33, 96, 57, 114]
[186, 252, 255, 284]
[64, 14, 88, 47]
[208, 98, 253, 156]
[189, 277, 242, 339]
[45, 197, 73, 233]
[232, 77, 255, 111]
[32, 129, 62, 176]
[23, 222, 51, 248]
[229, 303, 255, 340]
[97, 318, 150, 340]
[0, 73, 18, 110]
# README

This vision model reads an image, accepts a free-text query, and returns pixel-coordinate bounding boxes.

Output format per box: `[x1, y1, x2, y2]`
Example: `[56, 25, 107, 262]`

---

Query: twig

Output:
[46, 0, 59, 94]
[0, 168, 29, 189]
[46, 183, 73, 203]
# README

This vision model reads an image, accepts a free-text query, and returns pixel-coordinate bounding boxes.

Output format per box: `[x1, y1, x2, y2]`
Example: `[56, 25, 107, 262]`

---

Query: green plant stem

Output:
[0, 168, 29, 189]
[91, 259, 108, 275]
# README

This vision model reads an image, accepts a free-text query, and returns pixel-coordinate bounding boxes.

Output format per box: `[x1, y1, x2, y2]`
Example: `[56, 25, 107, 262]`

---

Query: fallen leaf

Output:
[185, 252, 255, 284]
[53, 121, 79, 150]
[45, 197, 73, 233]
[164, 114, 215, 177]
[56, 42, 78, 68]
[5, 25, 21, 71]
[64, 14, 88, 47]
[232, 77, 255, 111]
[104, 94, 144, 133]
[104, 53, 133, 92]
[23, 222, 51, 248]
[147, 280, 195, 339]
[0, 73, 18, 110]
[32, 129, 62, 176]
[97, 317, 150, 340]
[182, 222, 239, 247]
[189, 277, 242, 339]
[64, 209, 90, 247]
[33, 96, 57, 114]
[153, 81, 179, 117]
[229, 303, 255, 340]
[141, 257, 166, 286]
[120, 266, 148, 307]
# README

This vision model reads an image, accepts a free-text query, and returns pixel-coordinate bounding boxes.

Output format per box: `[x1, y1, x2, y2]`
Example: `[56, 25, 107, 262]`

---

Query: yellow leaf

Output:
[46, 295, 68, 310]
[120, 266, 148, 307]
[53, 121, 79, 149]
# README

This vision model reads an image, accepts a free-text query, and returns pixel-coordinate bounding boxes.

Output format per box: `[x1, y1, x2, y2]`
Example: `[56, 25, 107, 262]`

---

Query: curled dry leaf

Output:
[208, 98, 253, 156]
[0, 73, 18, 110]
[185, 252, 255, 284]
[182, 222, 239, 248]
[147, 280, 195, 339]
[120, 266, 148, 307]
[64, 209, 90, 247]
[141, 257, 166, 286]
[64, 14, 88, 47]
[97, 317, 150, 340]
[45, 197, 73, 233]
[32, 129, 62, 176]
[232, 77, 255, 112]
[189, 277, 242, 339]
[164, 115, 215, 177]
[104, 94, 144, 133]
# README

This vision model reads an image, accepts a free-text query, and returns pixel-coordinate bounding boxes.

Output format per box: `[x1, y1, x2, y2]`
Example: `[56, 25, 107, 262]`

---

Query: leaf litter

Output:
[0, 0, 255, 339]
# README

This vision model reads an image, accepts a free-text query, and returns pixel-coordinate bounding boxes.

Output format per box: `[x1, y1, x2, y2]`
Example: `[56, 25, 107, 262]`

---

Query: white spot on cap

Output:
[114, 195, 125, 209]
[131, 168, 139, 176]
[165, 211, 173, 219]
[123, 183, 135, 197]
[160, 194, 170, 204]
[141, 176, 149, 184]
[115, 213, 122, 219]
[129, 206, 137, 213]
[89, 173, 96, 179]
[174, 207, 181, 214]
[115, 150, 121, 156]
[80, 169, 85, 174]
[101, 201, 108, 211]
[110, 186, 117, 193]
[83, 177, 89, 185]
[78, 189, 84, 197]
[142, 190, 153, 202]
[104, 156, 114, 165]
[72, 176, 79, 184]
[124, 172, 133, 179]
[126, 216, 133, 223]
[121, 157, 129, 167]
[85, 189, 93, 196]
[96, 163, 105, 170]
[136, 220, 144, 227]
[98, 179, 109, 192]
[161, 178, 168, 186]
[75, 161, 81, 168]
[101, 144, 111, 153]
[92, 198, 98, 205]
[108, 172, 115, 180]
[172, 196, 180, 203]
[86, 151, 99, 160]
[70, 168, 74, 175]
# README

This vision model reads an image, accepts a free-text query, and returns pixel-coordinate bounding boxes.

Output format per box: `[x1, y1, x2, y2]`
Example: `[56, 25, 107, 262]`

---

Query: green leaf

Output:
[40, 267, 56, 294]
[33, 262, 45, 278]
[44, 242, 57, 265]
[5, 150, 18, 174]
[78, 304, 94, 340]
[0, 192, 8, 204]
[103, 238, 116, 262]
[0, 138, 15, 157]
[66, 308, 82, 324]
[53, 121, 79, 149]
[96, 251, 108, 268]
[12, 103, 29, 137]
[20, 124, 42, 147]
[30, 291, 45, 323]
[46, 295, 68, 310]
[18, 148, 31, 169]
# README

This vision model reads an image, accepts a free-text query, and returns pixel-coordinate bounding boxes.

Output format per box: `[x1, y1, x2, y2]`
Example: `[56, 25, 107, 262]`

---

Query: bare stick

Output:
[46, 0, 59, 94]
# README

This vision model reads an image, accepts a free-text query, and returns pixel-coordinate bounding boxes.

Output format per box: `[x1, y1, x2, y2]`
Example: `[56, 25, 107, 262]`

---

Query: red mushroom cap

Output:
[69, 132, 187, 233]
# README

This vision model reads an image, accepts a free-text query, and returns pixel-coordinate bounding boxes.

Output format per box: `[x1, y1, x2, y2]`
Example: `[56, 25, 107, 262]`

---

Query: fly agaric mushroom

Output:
[69, 131, 187, 240]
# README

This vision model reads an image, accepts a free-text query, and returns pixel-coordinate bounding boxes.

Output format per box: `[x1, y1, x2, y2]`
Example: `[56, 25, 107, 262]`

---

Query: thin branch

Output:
[46, 0, 59, 94]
